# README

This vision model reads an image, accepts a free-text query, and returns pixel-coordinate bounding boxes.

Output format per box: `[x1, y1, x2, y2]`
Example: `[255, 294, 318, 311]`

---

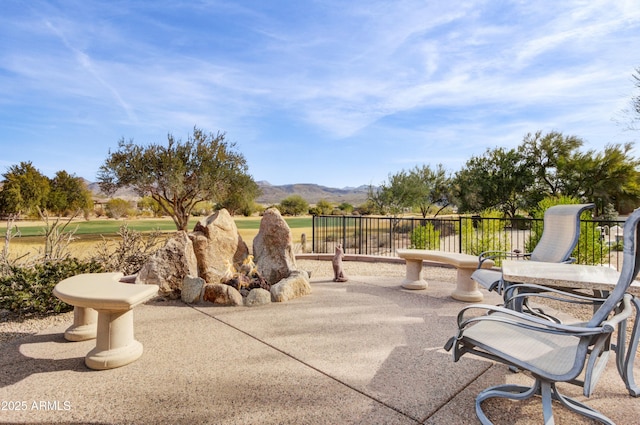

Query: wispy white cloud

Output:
[0, 0, 639, 186]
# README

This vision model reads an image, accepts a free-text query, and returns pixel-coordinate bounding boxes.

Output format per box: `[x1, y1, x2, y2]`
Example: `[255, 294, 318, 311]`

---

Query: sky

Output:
[1, 0, 640, 189]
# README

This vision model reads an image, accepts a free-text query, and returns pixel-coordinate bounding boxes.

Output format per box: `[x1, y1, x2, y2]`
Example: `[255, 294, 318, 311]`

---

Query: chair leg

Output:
[475, 378, 615, 425]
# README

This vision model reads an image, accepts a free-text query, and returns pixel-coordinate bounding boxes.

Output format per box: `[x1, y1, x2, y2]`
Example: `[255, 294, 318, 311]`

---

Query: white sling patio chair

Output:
[471, 203, 595, 294]
[444, 207, 640, 425]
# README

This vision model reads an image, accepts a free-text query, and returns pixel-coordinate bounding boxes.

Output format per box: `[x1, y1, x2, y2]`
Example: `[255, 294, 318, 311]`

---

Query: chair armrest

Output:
[603, 294, 633, 330]
[477, 250, 531, 268]
[455, 303, 612, 337]
[503, 283, 608, 307]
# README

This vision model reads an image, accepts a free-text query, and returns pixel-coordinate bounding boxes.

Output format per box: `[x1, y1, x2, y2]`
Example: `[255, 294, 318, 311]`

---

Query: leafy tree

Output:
[278, 195, 308, 216]
[98, 127, 256, 231]
[216, 173, 261, 216]
[562, 143, 640, 216]
[365, 185, 391, 215]
[0, 162, 50, 218]
[406, 164, 452, 217]
[46, 171, 93, 216]
[370, 165, 452, 217]
[519, 131, 583, 198]
[454, 147, 534, 218]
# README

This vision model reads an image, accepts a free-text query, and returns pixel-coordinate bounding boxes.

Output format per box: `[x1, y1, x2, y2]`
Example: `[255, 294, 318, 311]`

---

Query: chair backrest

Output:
[530, 203, 595, 263]
[589, 207, 640, 326]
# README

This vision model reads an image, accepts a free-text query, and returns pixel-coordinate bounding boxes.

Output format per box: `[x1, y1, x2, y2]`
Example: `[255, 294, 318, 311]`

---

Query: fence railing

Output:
[311, 215, 626, 268]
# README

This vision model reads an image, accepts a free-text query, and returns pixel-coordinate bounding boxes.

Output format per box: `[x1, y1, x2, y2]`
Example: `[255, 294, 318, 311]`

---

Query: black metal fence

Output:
[311, 215, 626, 268]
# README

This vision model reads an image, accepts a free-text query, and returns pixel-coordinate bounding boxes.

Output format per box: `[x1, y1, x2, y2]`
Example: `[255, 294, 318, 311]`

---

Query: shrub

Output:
[314, 199, 333, 215]
[278, 195, 309, 216]
[0, 258, 103, 316]
[461, 209, 510, 264]
[106, 198, 133, 219]
[338, 203, 354, 214]
[410, 223, 441, 250]
[91, 224, 162, 275]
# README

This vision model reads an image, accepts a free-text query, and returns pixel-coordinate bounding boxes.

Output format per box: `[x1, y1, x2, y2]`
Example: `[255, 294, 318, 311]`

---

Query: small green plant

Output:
[410, 223, 441, 250]
[461, 209, 510, 264]
[0, 258, 103, 316]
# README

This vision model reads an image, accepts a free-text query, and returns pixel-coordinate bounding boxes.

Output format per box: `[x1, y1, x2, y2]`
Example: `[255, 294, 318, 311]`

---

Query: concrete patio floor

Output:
[1, 274, 639, 424]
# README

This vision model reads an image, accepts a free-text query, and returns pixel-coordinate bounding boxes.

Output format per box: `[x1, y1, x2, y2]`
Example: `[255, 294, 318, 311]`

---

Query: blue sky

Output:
[1, 1, 639, 188]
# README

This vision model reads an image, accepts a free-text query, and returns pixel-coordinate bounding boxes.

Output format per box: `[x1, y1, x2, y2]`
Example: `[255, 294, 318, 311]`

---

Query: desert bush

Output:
[312, 199, 333, 215]
[461, 209, 510, 263]
[91, 224, 163, 275]
[106, 198, 133, 219]
[410, 223, 441, 250]
[0, 258, 103, 316]
[278, 195, 309, 216]
[338, 203, 354, 214]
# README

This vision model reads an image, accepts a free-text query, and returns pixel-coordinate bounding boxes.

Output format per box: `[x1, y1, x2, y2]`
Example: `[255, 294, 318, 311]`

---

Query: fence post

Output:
[312, 215, 316, 253]
[458, 216, 463, 253]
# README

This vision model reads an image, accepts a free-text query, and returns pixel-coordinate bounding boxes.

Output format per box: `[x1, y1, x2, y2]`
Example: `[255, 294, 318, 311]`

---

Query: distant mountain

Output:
[86, 180, 139, 201]
[86, 179, 371, 206]
[256, 182, 370, 205]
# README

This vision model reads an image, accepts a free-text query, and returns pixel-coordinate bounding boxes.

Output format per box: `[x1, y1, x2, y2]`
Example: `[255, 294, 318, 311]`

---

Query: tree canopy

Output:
[367, 164, 453, 217]
[0, 162, 50, 217]
[97, 127, 257, 231]
[47, 170, 93, 216]
[454, 147, 534, 218]
[454, 132, 640, 217]
[0, 163, 93, 219]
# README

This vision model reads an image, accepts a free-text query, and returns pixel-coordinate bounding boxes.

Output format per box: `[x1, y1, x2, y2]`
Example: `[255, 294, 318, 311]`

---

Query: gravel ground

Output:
[0, 261, 632, 424]
[0, 310, 74, 347]
[0, 260, 457, 349]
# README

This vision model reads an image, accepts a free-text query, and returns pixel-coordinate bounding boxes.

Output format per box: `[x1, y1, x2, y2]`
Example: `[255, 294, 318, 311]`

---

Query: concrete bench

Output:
[53, 273, 159, 370]
[396, 249, 495, 302]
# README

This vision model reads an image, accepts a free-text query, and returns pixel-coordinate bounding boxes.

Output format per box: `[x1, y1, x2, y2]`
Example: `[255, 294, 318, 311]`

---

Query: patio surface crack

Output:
[192, 305, 422, 424]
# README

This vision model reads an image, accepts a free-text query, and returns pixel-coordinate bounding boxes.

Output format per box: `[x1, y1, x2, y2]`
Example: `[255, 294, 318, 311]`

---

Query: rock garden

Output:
[135, 207, 311, 306]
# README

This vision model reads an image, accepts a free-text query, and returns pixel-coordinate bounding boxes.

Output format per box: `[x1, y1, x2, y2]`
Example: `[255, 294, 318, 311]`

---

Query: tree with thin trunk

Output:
[98, 127, 256, 231]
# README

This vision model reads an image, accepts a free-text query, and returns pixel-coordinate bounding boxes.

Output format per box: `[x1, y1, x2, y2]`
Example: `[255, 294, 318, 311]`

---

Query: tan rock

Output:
[135, 231, 198, 298]
[203, 283, 243, 306]
[244, 288, 272, 306]
[270, 271, 311, 302]
[253, 208, 298, 285]
[181, 275, 205, 303]
[190, 209, 249, 283]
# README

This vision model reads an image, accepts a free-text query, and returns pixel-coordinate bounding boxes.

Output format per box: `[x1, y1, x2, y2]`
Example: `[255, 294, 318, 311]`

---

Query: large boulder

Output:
[253, 208, 298, 285]
[190, 209, 249, 284]
[135, 231, 198, 298]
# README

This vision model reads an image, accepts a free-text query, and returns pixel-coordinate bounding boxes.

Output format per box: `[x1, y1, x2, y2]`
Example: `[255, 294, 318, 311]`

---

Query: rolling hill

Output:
[87, 180, 371, 206]
[255, 182, 370, 205]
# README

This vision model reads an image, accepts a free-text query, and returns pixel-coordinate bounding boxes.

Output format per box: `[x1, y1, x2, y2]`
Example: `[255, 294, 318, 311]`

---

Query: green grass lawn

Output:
[1, 216, 313, 237]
